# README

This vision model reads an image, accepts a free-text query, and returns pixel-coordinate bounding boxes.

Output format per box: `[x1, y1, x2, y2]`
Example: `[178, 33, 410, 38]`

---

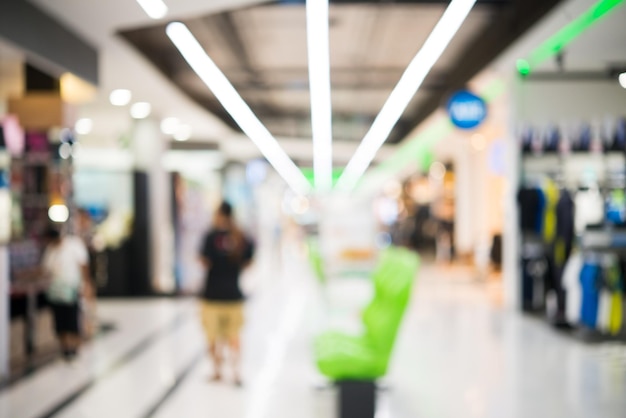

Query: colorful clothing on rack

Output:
[579, 261, 601, 329]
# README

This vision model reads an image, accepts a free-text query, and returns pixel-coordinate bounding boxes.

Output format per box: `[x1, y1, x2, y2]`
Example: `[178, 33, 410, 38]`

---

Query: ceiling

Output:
[22, 0, 566, 165]
[120, 0, 565, 145]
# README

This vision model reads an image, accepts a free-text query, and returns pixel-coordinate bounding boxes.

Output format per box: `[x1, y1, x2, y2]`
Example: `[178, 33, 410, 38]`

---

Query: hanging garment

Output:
[604, 260, 624, 335]
[554, 189, 575, 266]
[609, 293, 623, 335]
[522, 254, 548, 312]
[575, 187, 605, 234]
[543, 126, 561, 152]
[612, 118, 625, 151]
[551, 189, 576, 320]
[577, 124, 592, 152]
[597, 288, 612, 333]
[579, 261, 601, 329]
[563, 253, 583, 325]
[606, 189, 626, 226]
[521, 128, 534, 154]
[517, 188, 542, 233]
[541, 179, 559, 244]
[536, 187, 546, 235]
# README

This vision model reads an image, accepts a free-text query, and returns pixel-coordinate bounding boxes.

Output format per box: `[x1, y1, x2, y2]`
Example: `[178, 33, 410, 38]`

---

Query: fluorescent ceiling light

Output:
[161, 117, 180, 135]
[336, 0, 477, 192]
[131, 102, 152, 119]
[109, 89, 132, 106]
[166, 22, 311, 195]
[136, 0, 168, 19]
[174, 124, 192, 141]
[620, 72, 626, 89]
[306, 0, 333, 192]
[75, 118, 93, 135]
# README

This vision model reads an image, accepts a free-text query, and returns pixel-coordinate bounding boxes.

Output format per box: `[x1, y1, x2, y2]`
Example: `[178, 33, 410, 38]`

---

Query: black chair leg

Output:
[337, 380, 376, 418]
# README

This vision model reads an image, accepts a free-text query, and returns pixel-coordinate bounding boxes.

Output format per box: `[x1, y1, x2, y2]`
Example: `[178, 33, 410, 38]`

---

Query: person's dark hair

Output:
[216, 201, 246, 262]
[44, 226, 61, 241]
[218, 201, 233, 218]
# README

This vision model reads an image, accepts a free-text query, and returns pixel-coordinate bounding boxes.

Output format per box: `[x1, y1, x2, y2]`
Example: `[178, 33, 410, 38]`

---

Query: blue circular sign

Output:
[447, 90, 487, 130]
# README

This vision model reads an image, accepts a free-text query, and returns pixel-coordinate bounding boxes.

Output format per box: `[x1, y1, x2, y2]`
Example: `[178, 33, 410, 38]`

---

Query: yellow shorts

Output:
[200, 301, 244, 342]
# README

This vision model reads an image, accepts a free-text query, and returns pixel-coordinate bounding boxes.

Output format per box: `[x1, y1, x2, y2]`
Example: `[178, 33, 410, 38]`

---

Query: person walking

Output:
[42, 226, 90, 361]
[199, 202, 254, 386]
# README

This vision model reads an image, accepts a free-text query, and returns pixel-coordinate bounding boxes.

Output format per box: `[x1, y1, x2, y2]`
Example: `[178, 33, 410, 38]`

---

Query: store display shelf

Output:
[581, 228, 626, 251]
[521, 151, 626, 158]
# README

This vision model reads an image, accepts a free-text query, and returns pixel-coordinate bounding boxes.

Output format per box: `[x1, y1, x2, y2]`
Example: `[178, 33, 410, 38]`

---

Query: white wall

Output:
[515, 80, 626, 125]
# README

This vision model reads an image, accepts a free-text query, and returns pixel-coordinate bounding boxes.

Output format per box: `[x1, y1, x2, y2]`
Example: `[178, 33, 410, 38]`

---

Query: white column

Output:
[0, 151, 12, 380]
[503, 77, 521, 311]
[132, 118, 175, 293]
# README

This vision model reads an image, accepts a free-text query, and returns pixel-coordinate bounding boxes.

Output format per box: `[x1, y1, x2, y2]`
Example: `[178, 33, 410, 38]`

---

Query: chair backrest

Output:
[362, 247, 419, 359]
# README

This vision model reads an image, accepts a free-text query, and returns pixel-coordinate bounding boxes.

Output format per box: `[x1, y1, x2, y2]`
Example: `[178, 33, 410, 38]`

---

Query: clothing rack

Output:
[565, 229, 626, 343]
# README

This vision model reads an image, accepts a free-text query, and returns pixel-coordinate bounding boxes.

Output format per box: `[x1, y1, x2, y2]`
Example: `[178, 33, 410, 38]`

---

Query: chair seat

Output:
[316, 332, 387, 380]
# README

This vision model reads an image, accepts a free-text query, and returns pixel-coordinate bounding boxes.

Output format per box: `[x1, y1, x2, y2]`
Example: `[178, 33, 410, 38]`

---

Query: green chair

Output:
[315, 246, 419, 380]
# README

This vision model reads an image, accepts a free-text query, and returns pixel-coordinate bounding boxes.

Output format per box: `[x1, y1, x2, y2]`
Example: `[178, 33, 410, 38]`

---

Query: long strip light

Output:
[306, 0, 333, 192]
[166, 22, 311, 195]
[517, 0, 625, 76]
[336, 0, 477, 192]
[136, 0, 168, 19]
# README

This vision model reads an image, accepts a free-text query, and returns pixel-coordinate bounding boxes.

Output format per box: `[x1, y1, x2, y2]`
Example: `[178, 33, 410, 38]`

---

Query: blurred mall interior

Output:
[1, 0, 626, 417]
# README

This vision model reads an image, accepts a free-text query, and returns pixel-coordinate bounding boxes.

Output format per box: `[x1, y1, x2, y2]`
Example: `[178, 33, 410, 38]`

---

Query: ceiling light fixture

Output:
[75, 118, 93, 135]
[136, 0, 168, 19]
[109, 89, 132, 106]
[161, 117, 180, 135]
[336, 0, 477, 192]
[166, 22, 311, 195]
[48, 204, 69, 223]
[174, 124, 192, 141]
[306, 0, 333, 192]
[130, 102, 152, 119]
[620, 72, 626, 89]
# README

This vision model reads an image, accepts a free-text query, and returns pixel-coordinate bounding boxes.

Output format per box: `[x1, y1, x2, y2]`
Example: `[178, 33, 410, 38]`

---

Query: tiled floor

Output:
[1, 256, 625, 418]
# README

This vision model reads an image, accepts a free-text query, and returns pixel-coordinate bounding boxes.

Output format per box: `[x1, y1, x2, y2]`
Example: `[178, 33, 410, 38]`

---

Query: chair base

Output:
[337, 380, 376, 418]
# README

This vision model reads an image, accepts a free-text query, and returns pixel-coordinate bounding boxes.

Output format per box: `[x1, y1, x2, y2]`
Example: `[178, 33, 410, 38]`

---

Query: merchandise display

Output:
[563, 252, 624, 335]
[517, 118, 626, 339]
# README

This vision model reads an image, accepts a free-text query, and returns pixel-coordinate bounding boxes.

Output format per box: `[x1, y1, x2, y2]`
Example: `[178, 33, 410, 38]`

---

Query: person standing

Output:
[42, 226, 90, 361]
[199, 202, 254, 386]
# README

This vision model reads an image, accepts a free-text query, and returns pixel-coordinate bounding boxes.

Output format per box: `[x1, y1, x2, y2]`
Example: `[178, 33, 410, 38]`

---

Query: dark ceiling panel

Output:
[387, 0, 564, 143]
[120, 0, 561, 144]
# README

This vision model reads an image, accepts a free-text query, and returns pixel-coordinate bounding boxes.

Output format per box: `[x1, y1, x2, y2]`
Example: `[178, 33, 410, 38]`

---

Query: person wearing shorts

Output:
[42, 227, 90, 361]
[199, 202, 254, 386]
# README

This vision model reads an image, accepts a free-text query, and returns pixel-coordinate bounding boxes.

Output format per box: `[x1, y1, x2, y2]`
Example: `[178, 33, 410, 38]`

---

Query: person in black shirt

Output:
[199, 201, 254, 385]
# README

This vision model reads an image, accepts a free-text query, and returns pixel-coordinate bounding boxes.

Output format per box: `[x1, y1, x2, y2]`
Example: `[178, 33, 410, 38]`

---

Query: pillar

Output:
[130, 118, 174, 294]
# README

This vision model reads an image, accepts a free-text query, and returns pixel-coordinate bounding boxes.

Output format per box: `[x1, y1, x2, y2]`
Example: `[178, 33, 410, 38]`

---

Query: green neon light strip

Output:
[301, 167, 343, 187]
[359, 0, 625, 192]
[518, 0, 625, 75]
